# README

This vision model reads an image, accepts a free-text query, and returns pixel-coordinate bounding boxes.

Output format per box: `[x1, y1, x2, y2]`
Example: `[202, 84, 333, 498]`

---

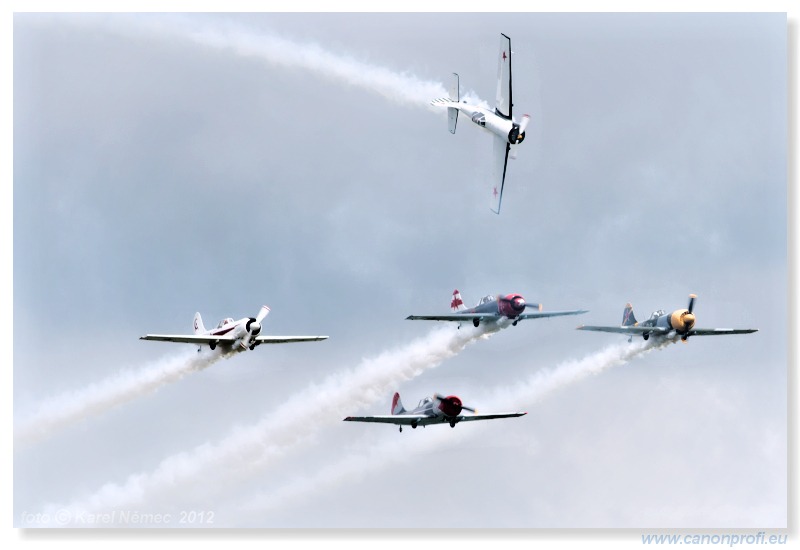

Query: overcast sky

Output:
[11, 11, 789, 535]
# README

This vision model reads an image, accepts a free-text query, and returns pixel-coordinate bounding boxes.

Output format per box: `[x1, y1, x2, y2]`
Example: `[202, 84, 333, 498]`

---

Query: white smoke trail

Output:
[41, 324, 499, 523]
[241, 337, 678, 515]
[15, 349, 222, 446]
[58, 14, 488, 110]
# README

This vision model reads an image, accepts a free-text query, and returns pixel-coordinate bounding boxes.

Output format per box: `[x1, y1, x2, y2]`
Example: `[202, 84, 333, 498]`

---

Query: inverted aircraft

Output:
[407, 289, 588, 328]
[343, 392, 526, 432]
[576, 294, 758, 342]
[140, 305, 328, 353]
[431, 33, 529, 214]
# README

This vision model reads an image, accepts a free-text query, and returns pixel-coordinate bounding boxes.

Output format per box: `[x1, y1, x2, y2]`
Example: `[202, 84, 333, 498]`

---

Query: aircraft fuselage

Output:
[203, 316, 263, 352]
[460, 293, 528, 319]
[404, 395, 464, 419]
[455, 103, 525, 145]
[640, 309, 695, 334]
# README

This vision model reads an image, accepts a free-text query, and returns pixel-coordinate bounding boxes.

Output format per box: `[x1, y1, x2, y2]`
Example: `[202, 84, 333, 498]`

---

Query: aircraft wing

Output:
[576, 325, 670, 335]
[491, 134, 511, 214]
[343, 415, 430, 426]
[456, 412, 527, 422]
[343, 413, 526, 426]
[405, 314, 497, 322]
[687, 328, 758, 336]
[496, 33, 512, 118]
[254, 335, 328, 344]
[139, 334, 237, 344]
[518, 309, 589, 320]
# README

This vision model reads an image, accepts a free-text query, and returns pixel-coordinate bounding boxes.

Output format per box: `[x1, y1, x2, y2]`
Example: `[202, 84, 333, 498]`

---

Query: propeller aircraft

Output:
[407, 289, 587, 328]
[344, 392, 526, 432]
[576, 294, 758, 342]
[431, 33, 530, 214]
[140, 305, 328, 353]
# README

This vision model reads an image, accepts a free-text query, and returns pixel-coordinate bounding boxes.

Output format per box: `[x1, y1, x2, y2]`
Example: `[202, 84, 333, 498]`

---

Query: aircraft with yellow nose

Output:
[576, 294, 758, 342]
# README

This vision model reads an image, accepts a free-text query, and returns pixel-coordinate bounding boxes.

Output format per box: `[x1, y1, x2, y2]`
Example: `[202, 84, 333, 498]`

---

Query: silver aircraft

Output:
[140, 305, 328, 353]
[577, 294, 758, 342]
[344, 392, 526, 433]
[432, 33, 530, 214]
[407, 289, 587, 328]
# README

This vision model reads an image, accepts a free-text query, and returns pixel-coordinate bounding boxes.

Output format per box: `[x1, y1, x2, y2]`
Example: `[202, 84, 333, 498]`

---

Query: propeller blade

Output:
[525, 302, 542, 311]
[461, 404, 476, 413]
[518, 113, 530, 134]
[687, 294, 697, 314]
[256, 305, 271, 323]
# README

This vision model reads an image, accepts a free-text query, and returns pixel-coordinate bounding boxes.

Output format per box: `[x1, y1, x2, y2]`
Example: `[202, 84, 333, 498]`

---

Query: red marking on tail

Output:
[391, 392, 400, 415]
[451, 290, 464, 310]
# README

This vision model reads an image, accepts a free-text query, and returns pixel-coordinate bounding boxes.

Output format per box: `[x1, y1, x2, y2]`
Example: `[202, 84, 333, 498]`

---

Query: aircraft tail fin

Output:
[193, 312, 206, 334]
[622, 303, 637, 326]
[447, 72, 459, 134]
[391, 392, 406, 415]
[451, 289, 467, 312]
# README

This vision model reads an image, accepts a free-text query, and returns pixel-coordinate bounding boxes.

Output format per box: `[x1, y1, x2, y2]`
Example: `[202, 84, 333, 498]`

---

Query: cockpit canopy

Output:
[478, 295, 496, 305]
[216, 317, 235, 328]
[650, 310, 665, 320]
[471, 112, 486, 126]
[418, 397, 433, 408]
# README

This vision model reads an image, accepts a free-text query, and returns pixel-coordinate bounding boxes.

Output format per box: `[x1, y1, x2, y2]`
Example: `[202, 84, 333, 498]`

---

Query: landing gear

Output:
[249, 344, 256, 350]
[473, 318, 480, 328]
[449, 421, 456, 428]
[642, 333, 649, 341]
[512, 320, 518, 326]
[411, 422, 418, 430]
[209, 341, 217, 350]
[399, 426, 402, 433]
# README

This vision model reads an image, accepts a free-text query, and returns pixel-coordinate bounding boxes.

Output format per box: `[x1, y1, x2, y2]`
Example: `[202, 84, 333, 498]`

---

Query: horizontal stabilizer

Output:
[448, 107, 458, 134]
[448, 72, 459, 133]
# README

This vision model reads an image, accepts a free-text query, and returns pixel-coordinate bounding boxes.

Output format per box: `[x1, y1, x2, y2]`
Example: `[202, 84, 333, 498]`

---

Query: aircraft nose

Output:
[683, 313, 695, 329]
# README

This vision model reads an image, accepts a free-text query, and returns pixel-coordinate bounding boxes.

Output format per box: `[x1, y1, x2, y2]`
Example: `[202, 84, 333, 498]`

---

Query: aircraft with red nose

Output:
[406, 289, 588, 328]
[576, 294, 758, 342]
[343, 392, 526, 433]
[140, 305, 328, 353]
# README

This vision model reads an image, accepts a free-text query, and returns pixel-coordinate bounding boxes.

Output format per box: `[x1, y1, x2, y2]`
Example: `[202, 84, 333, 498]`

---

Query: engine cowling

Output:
[245, 318, 262, 336]
[506, 114, 530, 144]
[499, 294, 526, 318]
[437, 395, 463, 417]
[669, 309, 696, 333]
